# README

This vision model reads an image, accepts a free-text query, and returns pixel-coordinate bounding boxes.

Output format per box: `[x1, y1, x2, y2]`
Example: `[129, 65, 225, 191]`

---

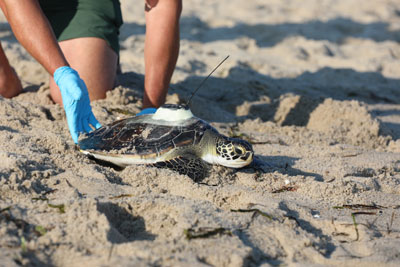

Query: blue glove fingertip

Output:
[88, 114, 102, 129]
[71, 131, 79, 144]
[83, 122, 92, 133]
[137, 108, 157, 116]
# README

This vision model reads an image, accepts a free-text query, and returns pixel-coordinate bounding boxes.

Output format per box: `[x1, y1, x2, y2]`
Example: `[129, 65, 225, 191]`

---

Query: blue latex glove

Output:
[54, 66, 101, 143]
[137, 107, 157, 116]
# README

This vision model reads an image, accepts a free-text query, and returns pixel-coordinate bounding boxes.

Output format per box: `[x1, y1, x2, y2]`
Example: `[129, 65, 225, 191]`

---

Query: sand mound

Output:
[307, 98, 389, 148]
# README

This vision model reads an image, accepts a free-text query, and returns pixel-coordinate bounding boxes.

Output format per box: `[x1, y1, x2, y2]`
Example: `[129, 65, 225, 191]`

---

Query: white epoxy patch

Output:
[152, 107, 194, 122]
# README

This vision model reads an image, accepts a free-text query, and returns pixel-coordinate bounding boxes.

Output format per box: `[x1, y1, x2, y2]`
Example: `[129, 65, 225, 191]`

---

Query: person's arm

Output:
[0, 0, 68, 74]
[143, 0, 182, 108]
[0, 0, 101, 143]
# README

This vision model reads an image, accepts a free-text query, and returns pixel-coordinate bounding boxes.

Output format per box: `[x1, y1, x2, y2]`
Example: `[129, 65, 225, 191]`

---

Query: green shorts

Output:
[39, 0, 123, 54]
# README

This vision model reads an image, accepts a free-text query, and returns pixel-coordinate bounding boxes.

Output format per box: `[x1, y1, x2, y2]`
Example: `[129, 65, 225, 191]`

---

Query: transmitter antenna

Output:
[187, 55, 229, 106]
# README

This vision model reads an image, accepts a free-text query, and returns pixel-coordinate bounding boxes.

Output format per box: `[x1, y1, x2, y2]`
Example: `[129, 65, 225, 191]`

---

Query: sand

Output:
[1, 0, 400, 266]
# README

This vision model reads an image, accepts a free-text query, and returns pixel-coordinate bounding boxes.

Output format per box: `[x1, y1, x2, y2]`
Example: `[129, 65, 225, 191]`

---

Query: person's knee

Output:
[146, 0, 182, 17]
[174, 0, 183, 17]
[164, 0, 182, 20]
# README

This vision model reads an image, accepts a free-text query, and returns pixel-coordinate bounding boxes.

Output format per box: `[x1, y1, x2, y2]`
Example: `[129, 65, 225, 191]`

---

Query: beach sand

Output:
[1, 0, 400, 266]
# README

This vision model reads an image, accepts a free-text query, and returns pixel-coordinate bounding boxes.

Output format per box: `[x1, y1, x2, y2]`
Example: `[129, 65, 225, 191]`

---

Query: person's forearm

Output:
[143, 0, 182, 108]
[0, 0, 68, 75]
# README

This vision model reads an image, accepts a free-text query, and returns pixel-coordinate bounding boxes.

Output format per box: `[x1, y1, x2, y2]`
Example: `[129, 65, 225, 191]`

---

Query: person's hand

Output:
[54, 66, 101, 143]
[137, 107, 157, 116]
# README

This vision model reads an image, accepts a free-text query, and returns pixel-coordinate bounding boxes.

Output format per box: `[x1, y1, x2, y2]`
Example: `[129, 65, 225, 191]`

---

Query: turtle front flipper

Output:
[153, 155, 209, 182]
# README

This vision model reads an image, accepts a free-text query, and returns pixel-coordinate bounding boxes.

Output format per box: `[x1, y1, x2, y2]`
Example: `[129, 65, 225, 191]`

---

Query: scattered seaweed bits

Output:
[228, 125, 269, 145]
[228, 126, 252, 141]
[108, 244, 114, 261]
[333, 204, 386, 210]
[341, 153, 361, 158]
[184, 227, 232, 240]
[20, 237, 27, 253]
[32, 196, 49, 202]
[32, 189, 59, 202]
[387, 211, 395, 234]
[332, 232, 350, 237]
[48, 203, 65, 214]
[351, 213, 360, 241]
[271, 185, 298, 193]
[109, 194, 134, 199]
[231, 208, 273, 220]
[34, 225, 47, 236]
[198, 182, 219, 187]
[351, 211, 377, 215]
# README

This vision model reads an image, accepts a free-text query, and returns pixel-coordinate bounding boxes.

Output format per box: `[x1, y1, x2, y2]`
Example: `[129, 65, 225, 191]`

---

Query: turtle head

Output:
[214, 136, 254, 168]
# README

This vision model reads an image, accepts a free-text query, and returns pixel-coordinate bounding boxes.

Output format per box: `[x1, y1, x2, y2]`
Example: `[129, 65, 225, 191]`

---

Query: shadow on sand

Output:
[97, 202, 156, 244]
[121, 16, 400, 47]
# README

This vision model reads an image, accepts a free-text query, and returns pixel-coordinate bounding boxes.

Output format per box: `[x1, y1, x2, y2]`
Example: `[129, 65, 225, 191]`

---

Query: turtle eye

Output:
[235, 147, 244, 155]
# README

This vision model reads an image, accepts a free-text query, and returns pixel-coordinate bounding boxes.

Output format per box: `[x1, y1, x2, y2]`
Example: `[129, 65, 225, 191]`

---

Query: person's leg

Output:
[50, 37, 118, 105]
[143, 0, 182, 108]
[0, 2, 23, 98]
[0, 41, 23, 98]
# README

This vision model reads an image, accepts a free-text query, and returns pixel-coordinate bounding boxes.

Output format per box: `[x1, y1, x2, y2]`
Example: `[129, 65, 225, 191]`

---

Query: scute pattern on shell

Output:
[79, 116, 216, 156]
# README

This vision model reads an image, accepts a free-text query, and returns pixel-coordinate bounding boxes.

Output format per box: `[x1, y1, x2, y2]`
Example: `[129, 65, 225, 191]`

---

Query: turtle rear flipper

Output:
[153, 155, 209, 182]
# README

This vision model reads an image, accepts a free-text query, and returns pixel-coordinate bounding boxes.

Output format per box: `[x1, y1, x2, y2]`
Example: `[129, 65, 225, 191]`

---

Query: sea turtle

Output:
[78, 104, 254, 181]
